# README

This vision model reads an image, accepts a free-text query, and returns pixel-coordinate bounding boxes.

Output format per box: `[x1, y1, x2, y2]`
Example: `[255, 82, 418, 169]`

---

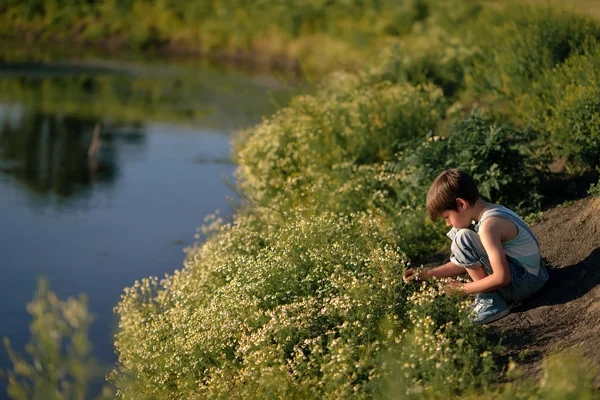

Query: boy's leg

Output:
[449, 228, 490, 272]
[450, 229, 510, 324]
[451, 228, 545, 304]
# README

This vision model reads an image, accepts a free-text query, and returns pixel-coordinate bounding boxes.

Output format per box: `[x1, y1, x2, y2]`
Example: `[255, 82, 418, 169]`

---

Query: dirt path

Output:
[490, 197, 600, 387]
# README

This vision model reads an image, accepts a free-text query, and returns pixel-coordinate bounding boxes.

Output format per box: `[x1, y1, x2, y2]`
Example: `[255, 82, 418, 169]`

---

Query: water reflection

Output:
[0, 60, 294, 131]
[0, 107, 145, 201]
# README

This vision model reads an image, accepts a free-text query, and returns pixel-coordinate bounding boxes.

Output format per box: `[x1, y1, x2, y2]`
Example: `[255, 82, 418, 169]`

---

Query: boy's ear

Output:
[456, 198, 469, 210]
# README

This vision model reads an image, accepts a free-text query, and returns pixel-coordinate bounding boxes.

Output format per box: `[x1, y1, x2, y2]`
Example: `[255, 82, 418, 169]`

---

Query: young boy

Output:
[404, 169, 548, 324]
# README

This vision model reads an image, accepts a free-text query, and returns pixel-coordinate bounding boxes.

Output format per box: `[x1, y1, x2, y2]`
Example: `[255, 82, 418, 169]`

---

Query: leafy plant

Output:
[389, 113, 549, 214]
[112, 211, 495, 398]
[3, 278, 114, 400]
[516, 43, 600, 169]
[465, 2, 600, 100]
[588, 167, 600, 198]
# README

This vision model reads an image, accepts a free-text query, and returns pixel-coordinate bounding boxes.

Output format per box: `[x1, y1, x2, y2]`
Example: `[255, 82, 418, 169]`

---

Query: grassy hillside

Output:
[106, 1, 600, 398]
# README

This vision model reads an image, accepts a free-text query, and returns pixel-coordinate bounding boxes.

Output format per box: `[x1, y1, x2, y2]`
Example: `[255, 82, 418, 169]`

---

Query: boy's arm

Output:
[404, 262, 465, 282]
[426, 262, 466, 278]
[462, 219, 511, 295]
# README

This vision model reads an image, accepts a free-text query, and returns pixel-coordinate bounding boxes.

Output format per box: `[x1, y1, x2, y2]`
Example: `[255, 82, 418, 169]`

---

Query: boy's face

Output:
[441, 201, 471, 229]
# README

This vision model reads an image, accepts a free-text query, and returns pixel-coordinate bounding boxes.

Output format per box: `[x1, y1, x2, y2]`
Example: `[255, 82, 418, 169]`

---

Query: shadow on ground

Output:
[489, 197, 600, 387]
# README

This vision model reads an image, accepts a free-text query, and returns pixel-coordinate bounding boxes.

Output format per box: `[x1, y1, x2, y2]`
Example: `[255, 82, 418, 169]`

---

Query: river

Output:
[0, 43, 296, 394]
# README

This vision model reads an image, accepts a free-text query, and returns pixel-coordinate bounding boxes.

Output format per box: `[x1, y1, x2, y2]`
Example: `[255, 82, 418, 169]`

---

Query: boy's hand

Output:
[403, 268, 430, 282]
[442, 281, 466, 296]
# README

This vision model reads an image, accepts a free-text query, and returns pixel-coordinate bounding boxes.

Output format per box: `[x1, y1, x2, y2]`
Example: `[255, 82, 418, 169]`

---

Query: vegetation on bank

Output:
[107, 1, 600, 398]
[0, 0, 482, 76]
[4, 0, 600, 398]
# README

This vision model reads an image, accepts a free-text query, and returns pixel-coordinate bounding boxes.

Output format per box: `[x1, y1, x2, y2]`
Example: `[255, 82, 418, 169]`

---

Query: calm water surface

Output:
[0, 46, 295, 387]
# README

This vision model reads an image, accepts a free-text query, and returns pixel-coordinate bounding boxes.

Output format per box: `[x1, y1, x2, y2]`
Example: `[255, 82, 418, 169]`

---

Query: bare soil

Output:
[489, 196, 600, 387]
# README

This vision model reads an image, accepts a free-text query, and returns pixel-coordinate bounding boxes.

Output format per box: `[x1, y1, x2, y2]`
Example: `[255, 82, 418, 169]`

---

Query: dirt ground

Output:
[489, 196, 600, 387]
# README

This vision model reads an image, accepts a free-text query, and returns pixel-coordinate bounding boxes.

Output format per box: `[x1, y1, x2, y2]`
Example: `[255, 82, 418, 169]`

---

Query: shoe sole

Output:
[476, 308, 511, 325]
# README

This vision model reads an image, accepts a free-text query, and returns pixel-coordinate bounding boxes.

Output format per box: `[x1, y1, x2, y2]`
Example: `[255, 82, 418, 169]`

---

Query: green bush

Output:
[3, 278, 114, 400]
[0, 0, 428, 75]
[445, 114, 548, 212]
[515, 44, 600, 169]
[472, 349, 599, 400]
[111, 211, 494, 398]
[233, 73, 445, 220]
[465, 2, 600, 101]
[588, 168, 600, 198]
[231, 74, 450, 258]
[374, 30, 477, 97]
[373, 0, 481, 96]
[389, 113, 548, 214]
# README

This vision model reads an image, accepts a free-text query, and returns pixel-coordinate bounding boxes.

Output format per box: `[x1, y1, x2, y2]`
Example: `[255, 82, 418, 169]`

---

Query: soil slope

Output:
[490, 196, 600, 387]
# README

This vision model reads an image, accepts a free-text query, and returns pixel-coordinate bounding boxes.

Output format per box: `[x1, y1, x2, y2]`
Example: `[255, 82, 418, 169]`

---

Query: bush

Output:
[516, 44, 600, 169]
[465, 2, 600, 101]
[373, 0, 481, 97]
[445, 114, 548, 212]
[472, 349, 599, 400]
[390, 113, 548, 214]
[233, 74, 445, 220]
[111, 211, 494, 399]
[3, 278, 114, 400]
[588, 168, 600, 198]
[374, 29, 477, 97]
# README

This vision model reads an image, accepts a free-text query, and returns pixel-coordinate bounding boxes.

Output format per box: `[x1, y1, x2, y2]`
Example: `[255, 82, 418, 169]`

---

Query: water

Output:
[0, 45, 296, 393]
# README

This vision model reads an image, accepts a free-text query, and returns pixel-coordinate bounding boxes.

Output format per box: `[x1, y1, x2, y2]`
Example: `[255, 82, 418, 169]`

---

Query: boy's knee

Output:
[450, 228, 486, 267]
[452, 228, 479, 249]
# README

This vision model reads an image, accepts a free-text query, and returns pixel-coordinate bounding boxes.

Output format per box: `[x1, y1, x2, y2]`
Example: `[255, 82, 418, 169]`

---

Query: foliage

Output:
[2, 278, 114, 400]
[233, 73, 447, 257]
[0, 0, 419, 75]
[389, 113, 548, 216]
[372, 0, 482, 97]
[515, 44, 600, 169]
[465, 2, 600, 100]
[111, 211, 494, 398]
[471, 349, 599, 400]
[444, 114, 548, 212]
[588, 168, 600, 198]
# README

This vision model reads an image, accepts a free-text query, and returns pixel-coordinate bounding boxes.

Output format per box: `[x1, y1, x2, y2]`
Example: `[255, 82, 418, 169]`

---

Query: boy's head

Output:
[426, 169, 480, 222]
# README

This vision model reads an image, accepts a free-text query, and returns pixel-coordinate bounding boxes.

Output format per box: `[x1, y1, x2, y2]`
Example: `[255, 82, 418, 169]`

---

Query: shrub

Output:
[389, 113, 548, 214]
[588, 168, 600, 198]
[471, 349, 599, 400]
[373, 0, 481, 97]
[374, 29, 477, 97]
[233, 74, 445, 220]
[465, 2, 600, 101]
[112, 211, 494, 398]
[516, 44, 600, 169]
[3, 278, 114, 400]
[445, 114, 548, 212]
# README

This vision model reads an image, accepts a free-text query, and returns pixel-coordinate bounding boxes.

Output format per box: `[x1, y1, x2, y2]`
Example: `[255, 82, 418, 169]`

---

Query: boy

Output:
[404, 169, 548, 324]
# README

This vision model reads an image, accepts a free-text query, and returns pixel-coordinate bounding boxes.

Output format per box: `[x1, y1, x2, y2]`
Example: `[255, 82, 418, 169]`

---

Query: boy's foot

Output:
[470, 293, 510, 325]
